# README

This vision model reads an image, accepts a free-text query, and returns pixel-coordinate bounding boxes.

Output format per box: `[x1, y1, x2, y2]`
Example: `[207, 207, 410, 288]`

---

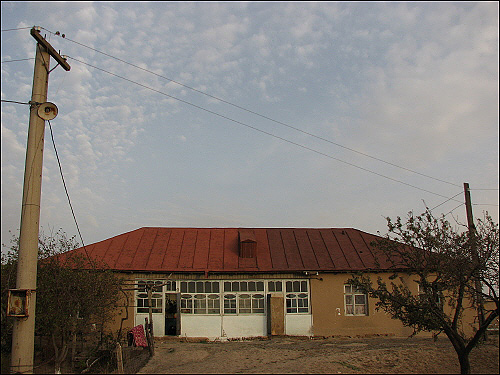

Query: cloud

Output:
[343, 3, 499, 169]
[1, 2, 497, 248]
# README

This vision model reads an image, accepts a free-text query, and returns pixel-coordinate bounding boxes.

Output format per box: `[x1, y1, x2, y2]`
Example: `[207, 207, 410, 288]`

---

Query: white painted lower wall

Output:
[285, 314, 313, 336]
[136, 313, 313, 338]
[221, 315, 267, 338]
[180, 315, 268, 339]
[181, 315, 221, 338]
[136, 313, 165, 336]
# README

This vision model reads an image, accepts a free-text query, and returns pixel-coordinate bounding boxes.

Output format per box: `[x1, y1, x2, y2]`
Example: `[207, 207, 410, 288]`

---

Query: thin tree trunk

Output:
[458, 352, 471, 375]
[52, 333, 61, 374]
[52, 333, 69, 374]
[442, 328, 470, 374]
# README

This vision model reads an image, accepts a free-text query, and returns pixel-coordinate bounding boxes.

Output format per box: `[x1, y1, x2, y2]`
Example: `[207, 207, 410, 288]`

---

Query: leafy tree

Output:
[348, 209, 499, 374]
[1, 229, 122, 374]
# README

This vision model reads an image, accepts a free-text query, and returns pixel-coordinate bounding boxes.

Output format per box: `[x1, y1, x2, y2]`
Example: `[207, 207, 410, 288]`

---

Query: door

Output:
[267, 294, 285, 335]
[164, 293, 178, 336]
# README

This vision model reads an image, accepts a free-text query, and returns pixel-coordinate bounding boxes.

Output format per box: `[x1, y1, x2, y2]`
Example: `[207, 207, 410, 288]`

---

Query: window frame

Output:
[180, 281, 221, 315]
[285, 280, 310, 314]
[417, 283, 443, 308]
[136, 280, 164, 314]
[136, 278, 312, 316]
[344, 284, 368, 316]
[223, 281, 266, 315]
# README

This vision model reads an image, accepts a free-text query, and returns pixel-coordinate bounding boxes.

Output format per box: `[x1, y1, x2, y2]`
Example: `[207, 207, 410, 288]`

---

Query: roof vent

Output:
[238, 229, 257, 258]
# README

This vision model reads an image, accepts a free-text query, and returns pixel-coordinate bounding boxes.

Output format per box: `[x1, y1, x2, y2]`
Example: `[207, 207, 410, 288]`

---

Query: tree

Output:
[348, 209, 499, 375]
[1, 229, 122, 374]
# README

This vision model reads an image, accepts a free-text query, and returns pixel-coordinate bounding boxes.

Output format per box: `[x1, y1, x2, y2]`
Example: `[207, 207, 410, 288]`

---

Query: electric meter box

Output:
[7, 289, 31, 317]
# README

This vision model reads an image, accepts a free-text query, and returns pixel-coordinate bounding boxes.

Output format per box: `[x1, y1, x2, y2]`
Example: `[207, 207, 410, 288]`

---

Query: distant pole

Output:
[463, 182, 486, 339]
[464, 183, 475, 233]
[147, 285, 155, 356]
[10, 27, 69, 374]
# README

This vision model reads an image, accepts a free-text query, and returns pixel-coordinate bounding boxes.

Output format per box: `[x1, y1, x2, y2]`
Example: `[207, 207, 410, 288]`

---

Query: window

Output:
[285, 280, 309, 313]
[224, 294, 237, 314]
[155, 279, 312, 316]
[223, 281, 266, 315]
[224, 281, 264, 292]
[164, 280, 177, 292]
[418, 283, 443, 307]
[180, 281, 220, 294]
[180, 294, 193, 314]
[344, 284, 368, 316]
[180, 281, 220, 314]
[237, 294, 265, 314]
[136, 280, 163, 313]
[268, 281, 282, 292]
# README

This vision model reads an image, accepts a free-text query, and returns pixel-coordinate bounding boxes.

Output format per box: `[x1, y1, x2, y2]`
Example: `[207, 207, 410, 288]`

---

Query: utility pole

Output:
[147, 283, 155, 356]
[464, 183, 475, 234]
[10, 27, 70, 374]
[463, 182, 486, 339]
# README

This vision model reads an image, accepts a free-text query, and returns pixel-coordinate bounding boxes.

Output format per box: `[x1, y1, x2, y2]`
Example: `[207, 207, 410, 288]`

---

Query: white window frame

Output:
[223, 280, 266, 315]
[344, 284, 368, 316]
[136, 278, 311, 316]
[285, 280, 310, 314]
[180, 281, 221, 315]
[136, 280, 164, 314]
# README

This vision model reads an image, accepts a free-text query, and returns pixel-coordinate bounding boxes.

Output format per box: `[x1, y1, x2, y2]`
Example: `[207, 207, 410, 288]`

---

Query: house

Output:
[58, 227, 477, 339]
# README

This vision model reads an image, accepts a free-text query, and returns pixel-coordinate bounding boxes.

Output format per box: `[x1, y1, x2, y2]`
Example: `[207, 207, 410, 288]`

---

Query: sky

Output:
[1, 2, 498, 251]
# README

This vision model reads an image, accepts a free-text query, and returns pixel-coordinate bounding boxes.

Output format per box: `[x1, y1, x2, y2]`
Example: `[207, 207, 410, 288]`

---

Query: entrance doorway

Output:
[165, 293, 178, 336]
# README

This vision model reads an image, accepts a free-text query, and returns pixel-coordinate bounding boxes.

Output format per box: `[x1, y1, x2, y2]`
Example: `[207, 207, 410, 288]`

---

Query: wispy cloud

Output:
[1, 2, 497, 247]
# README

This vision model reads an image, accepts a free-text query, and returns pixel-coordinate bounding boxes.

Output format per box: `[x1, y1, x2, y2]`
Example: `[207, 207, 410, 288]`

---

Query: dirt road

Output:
[137, 334, 498, 374]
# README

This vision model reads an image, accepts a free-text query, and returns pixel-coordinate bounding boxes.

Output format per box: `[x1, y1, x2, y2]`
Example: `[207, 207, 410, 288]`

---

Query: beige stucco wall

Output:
[310, 273, 416, 337]
[105, 275, 136, 340]
[310, 272, 480, 338]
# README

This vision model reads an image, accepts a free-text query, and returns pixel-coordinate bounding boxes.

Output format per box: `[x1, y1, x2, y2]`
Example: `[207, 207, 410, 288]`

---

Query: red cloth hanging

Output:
[129, 324, 148, 347]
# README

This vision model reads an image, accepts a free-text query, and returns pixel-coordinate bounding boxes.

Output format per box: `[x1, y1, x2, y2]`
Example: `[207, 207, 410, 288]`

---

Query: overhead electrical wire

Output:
[41, 27, 462, 189]
[67, 55, 466, 203]
[444, 203, 466, 218]
[4, 26, 497, 195]
[67, 56, 500, 208]
[429, 192, 463, 212]
[47, 119, 95, 268]
[1, 57, 34, 63]
[0, 26, 33, 32]
[2, 26, 496, 209]
[1, 99, 31, 105]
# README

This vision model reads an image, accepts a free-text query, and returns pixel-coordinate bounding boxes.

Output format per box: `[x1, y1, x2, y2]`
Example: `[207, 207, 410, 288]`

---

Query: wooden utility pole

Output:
[463, 182, 486, 339]
[147, 284, 155, 356]
[10, 27, 70, 374]
[464, 183, 475, 234]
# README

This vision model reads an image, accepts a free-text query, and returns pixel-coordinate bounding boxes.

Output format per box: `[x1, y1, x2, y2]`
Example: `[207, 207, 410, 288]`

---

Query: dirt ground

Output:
[137, 334, 499, 374]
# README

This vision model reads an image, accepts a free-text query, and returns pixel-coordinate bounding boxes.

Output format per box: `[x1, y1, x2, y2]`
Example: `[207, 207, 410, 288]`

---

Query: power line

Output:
[67, 55, 464, 203]
[429, 192, 463, 212]
[47, 119, 95, 269]
[8, 26, 497, 194]
[1, 99, 30, 105]
[444, 203, 465, 218]
[43, 27, 461, 189]
[0, 26, 33, 32]
[1, 58, 34, 63]
[428, 192, 498, 213]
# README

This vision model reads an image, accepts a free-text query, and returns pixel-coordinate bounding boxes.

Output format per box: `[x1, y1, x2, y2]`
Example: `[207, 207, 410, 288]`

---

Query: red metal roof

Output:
[60, 227, 400, 273]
